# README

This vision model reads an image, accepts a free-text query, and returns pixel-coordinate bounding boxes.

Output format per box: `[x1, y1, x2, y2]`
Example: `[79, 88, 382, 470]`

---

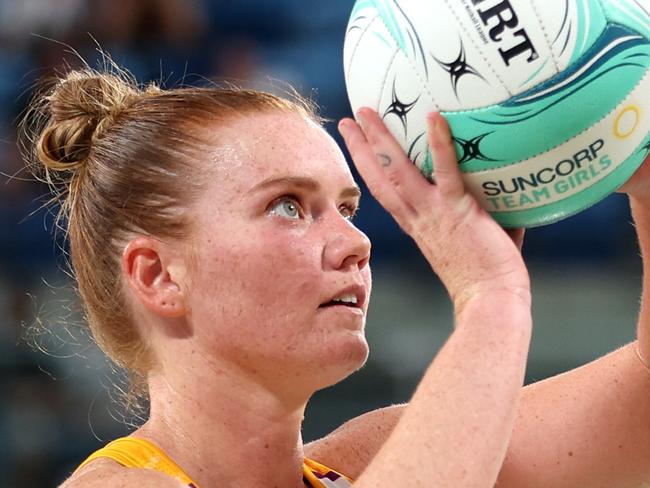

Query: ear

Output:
[121, 236, 187, 318]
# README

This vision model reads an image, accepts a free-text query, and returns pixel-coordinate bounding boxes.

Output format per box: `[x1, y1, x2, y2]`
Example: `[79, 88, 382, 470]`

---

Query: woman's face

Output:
[184, 111, 372, 395]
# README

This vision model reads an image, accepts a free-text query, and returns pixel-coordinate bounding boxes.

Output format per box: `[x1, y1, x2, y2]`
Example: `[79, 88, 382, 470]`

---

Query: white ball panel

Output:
[345, 16, 401, 115]
[530, 0, 578, 72]
[636, 0, 650, 15]
[427, 35, 513, 110]
[445, 0, 558, 95]
[376, 52, 435, 157]
[393, 0, 511, 109]
[343, 11, 380, 84]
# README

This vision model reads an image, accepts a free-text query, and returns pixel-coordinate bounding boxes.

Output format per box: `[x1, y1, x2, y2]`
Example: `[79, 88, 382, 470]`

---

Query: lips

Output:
[319, 284, 367, 310]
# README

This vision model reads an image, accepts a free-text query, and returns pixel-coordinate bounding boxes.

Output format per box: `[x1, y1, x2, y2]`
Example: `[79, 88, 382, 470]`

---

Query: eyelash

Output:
[339, 203, 359, 221]
[269, 195, 304, 219]
[267, 195, 359, 221]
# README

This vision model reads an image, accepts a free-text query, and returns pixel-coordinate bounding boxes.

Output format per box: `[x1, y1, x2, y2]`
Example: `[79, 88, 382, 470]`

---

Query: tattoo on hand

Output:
[378, 153, 392, 167]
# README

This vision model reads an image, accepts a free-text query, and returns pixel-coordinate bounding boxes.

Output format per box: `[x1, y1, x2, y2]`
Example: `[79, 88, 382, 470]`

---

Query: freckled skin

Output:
[183, 113, 372, 397]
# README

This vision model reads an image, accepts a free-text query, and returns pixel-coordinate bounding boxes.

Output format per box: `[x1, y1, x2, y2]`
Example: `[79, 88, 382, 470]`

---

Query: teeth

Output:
[333, 293, 358, 305]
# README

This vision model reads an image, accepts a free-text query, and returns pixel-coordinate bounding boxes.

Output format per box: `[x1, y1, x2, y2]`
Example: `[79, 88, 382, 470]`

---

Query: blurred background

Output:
[0, 1, 643, 486]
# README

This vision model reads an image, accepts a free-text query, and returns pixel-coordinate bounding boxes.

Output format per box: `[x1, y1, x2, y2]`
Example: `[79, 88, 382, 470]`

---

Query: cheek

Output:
[363, 265, 372, 296]
[240, 238, 321, 309]
[189, 229, 323, 330]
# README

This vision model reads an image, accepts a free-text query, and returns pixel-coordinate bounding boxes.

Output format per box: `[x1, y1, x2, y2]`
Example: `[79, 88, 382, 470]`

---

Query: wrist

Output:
[454, 287, 532, 326]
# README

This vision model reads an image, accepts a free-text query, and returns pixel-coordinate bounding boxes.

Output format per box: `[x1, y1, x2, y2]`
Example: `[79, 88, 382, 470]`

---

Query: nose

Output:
[323, 216, 371, 271]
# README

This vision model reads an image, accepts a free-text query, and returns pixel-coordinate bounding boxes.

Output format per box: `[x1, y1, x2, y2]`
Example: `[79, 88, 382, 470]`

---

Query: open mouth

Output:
[319, 293, 360, 309]
[319, 301, 358, 309]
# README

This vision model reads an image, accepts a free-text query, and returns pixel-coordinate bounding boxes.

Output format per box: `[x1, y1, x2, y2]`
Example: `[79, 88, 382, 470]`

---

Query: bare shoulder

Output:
[305, 404, 404, 479]
[60, 458, 186, 488]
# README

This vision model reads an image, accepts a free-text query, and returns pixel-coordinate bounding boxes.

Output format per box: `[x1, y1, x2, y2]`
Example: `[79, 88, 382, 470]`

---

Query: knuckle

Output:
[432, 135, 453, 150]
[365, 181, 404, 216]
[386, 169, 403, 189]
[366, 125, 392, 146]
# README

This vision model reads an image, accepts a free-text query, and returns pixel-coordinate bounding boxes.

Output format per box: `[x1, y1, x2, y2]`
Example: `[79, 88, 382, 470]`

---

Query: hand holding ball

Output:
[344, 0, 650, 227]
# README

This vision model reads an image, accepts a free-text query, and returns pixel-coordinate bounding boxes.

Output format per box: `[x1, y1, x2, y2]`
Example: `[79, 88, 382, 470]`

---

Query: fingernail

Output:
[338, 119, 350, 138]
[356, 109, 367, 131]
[430, 112, 451, 142]
[427, 112, 440, 131]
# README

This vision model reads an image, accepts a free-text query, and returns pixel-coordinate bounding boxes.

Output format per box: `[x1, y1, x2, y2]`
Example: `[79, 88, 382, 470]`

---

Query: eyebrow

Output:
[248, 176, 361, 199]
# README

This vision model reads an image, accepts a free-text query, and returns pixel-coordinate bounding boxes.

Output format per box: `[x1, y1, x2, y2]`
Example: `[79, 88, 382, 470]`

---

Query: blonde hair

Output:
[20, 63, 319, 408]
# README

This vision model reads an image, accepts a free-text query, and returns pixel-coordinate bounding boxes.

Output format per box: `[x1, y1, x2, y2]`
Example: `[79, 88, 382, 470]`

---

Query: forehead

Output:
[208, 111, 354, 192]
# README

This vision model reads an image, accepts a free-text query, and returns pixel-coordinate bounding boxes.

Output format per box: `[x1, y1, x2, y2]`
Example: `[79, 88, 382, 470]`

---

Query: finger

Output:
[505, 228, 525, 251]
[355, 107, 432, 206]
[338, 117, 414, 220]
[427, 112, 465, 201]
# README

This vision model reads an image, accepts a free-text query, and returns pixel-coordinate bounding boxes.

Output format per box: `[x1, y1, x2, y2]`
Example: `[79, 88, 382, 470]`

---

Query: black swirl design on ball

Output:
[383, 79, 420, 135]
[433, 41, 486, 98]
[454, 133, 497, 165]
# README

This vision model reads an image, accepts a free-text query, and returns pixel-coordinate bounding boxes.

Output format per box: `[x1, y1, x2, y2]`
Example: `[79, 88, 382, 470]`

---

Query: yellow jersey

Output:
[76, 437, 354, 487]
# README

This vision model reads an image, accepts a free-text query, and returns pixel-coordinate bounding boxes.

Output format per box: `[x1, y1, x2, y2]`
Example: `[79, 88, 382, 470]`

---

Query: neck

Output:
[137, 355, 309, 488]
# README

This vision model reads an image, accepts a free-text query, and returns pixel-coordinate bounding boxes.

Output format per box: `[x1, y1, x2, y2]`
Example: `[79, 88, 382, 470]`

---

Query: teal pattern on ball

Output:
[444, 24, 650, 173]
[491, 136, 650, 228]
[571, 0, 608, 64]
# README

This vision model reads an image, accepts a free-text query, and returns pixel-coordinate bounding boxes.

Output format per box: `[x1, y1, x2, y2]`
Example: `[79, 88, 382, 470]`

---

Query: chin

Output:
[311, 332, 370, 390]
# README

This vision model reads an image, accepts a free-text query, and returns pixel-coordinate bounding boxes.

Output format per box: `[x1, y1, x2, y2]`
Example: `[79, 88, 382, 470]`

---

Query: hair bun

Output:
[37, 71, 138, 171]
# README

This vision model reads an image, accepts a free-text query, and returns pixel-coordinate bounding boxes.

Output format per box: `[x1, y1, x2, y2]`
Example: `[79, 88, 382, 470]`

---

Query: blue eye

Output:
[270, 197, 302, 220]
[340, 204, 358, 221]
